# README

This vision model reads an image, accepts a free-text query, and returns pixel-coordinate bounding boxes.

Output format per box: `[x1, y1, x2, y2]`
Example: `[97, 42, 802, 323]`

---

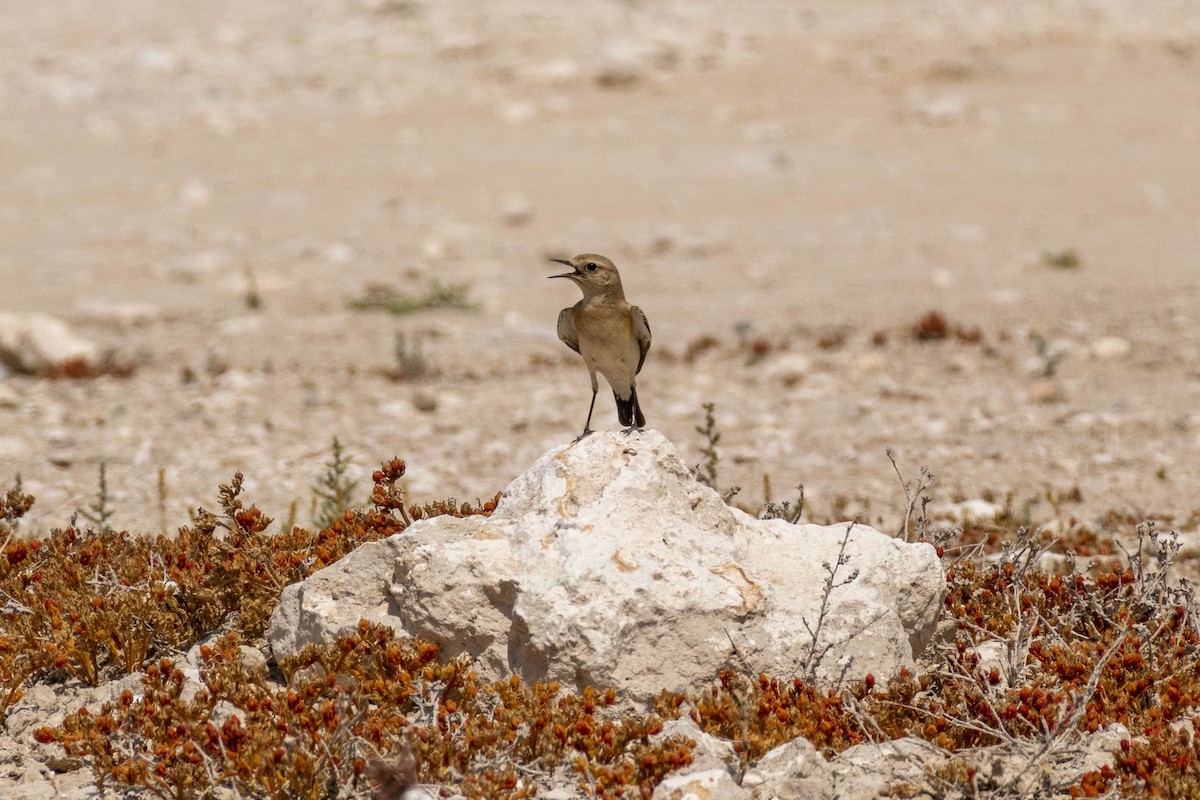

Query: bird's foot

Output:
[620, 425, 644, 436]
[573, 428, 594, 443]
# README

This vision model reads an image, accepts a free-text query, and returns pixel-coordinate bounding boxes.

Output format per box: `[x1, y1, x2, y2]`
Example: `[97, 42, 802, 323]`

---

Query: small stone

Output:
[0, 313, 100, 374]
[75, 300, 162, 328]
[595, 39, 645, 87]
[931, 268, 954, 288]
[322, 242, 355, 265]
[655, 718, 737, 773]
[744, 737, 831, 792]
[44, 755, 83, 774]
[168, 249, 230, 282]
[0, 384, 18, 409]
[909, 91, 972, 125]
[1091, 336, 1132, 360]
[764, 353, 812, 387]
[137, 47, 179, 72]
[652, 769, 747, 800]
[412, 392, 438, 413]
[522, 59, 580, 86]
[497, 194, 533, 226]
[854, 353, 884, 373]
[935, 499, 1003, 522]
[498, 101, 536, 124]
[178, 180, 211, 207]
[1028, 378, 1065, 403]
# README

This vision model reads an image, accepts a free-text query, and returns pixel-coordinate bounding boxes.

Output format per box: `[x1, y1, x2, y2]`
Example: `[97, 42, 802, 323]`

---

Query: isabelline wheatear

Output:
[549, 254, 651, 439]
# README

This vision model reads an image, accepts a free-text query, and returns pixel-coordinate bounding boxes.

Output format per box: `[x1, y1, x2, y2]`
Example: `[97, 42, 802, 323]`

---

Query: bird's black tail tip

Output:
[614, 387, 646, 428]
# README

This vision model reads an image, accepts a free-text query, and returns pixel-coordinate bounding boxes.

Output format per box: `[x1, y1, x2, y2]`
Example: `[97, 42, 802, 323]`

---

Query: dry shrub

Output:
[680, 670, 862, 760]
[40, 354, 137, 380]
[37, 621, 692, 800]
[663, 523, 1200, 796]
[911, 310, 984, 344]
[0, 463, 496, 716]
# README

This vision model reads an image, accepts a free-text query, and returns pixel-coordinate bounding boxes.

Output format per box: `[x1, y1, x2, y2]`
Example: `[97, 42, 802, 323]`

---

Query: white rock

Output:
[933, 499, 1002, 523]
[828, 738, 946, 799]
[497, 194, 533, 226]
[0, 384, 18, 409]
[74, 300, 162, 328]
[322, 242, 355, 265]
[1091, 336, 1132, 360]
[764, 354, 812, 387]
[854, 353, 884, 374]
[168, 249, 230, 282]
[137, 47, 179, 72]
[178, 180, 211, 207]
[657, 718, 738, 774]
[971, 638, 1016, 684]
[1028, 377, 1065, 403]
[595, 39, 646, 87]
[743, 737, 831, 797]
[269, 535, 410, 653]
[652, 768, 747, 800]
[0, 313, 99, 374]
[521, 59, 580, 86]
[269, 432, 944, 702]
[909, 91, 972, 125]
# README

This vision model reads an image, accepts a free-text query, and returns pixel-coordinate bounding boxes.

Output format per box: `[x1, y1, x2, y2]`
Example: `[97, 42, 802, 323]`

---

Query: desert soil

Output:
[1, 1, 1199, 540]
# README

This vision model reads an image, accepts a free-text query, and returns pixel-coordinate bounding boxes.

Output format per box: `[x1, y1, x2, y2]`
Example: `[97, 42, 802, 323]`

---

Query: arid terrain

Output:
[2, 0, 1199, 539]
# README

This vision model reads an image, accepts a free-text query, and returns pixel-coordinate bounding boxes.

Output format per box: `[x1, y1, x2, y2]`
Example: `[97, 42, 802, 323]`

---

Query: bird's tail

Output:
[614, 387, 646, 428]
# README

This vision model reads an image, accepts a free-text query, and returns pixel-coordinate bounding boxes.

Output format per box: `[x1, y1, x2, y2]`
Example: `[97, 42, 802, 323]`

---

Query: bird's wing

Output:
[631, 305, 651, 374]
[557, 307, 580, 354]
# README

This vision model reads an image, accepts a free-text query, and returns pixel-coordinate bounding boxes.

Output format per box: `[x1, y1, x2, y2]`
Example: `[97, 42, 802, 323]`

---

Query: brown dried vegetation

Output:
[36, 622, 692, 800]
[0, 460, 485, 711]
[911, 309, 984, 344]
[659, 524, 1200, 798]
[10, 458, 1200, 797]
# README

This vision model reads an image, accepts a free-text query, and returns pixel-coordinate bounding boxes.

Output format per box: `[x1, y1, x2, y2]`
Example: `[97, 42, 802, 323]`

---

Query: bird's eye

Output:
[586, 262, 598, 271]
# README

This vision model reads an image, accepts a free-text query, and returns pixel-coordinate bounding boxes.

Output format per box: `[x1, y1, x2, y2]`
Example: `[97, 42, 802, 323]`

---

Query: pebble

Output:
[497, 194, 533, 226]
[0, 313, 99, 374]
[178, 180, 211, 207]
[322, 242, 355, 265]
[520, 59, 580, 86]
[75, 300, 162, 328]
[854, 353, 884, 373]
[595, 38, 645, 87]
[909, 91, 972, 125]
[168, 249, 230, 282]
[0, 384, 18, 409]
[1091, 336, 1132, 360]
[763, 354, 812, 387]
[1028, 378, 1065, 403]
[411, 391, 438, 413]
[137, 47, 179, 72]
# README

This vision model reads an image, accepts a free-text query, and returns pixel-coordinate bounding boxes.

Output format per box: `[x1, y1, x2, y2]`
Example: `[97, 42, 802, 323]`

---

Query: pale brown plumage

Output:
[549, 254, 651, 439]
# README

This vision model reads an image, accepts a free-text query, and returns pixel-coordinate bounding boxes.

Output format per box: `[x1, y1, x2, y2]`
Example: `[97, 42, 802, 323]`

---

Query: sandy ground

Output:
[1, 1, 1199, 538]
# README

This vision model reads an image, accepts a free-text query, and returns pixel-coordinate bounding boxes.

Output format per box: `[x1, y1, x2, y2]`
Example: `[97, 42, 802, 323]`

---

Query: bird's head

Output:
[548, 254, 623, 297]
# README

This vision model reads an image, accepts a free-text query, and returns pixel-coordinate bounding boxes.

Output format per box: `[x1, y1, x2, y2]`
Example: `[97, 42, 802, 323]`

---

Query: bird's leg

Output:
[575, 388, 598, 442]
[620, 390, 644, 436]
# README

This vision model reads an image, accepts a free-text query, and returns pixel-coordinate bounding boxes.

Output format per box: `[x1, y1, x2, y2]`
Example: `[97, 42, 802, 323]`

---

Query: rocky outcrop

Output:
[270, 431, 944, 703]
[0, 313, 98, 375]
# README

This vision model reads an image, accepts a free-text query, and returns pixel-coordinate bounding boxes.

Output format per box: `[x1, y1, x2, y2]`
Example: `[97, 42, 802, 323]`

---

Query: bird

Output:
[548, 254, 651, 440]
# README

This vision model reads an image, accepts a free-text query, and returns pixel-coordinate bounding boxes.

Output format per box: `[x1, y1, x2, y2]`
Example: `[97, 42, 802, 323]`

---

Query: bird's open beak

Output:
[548, 258, 578, 279]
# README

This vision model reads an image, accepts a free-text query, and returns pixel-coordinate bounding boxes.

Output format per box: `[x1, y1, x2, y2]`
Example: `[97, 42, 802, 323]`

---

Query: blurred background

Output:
[1, 1, 1198, 534]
